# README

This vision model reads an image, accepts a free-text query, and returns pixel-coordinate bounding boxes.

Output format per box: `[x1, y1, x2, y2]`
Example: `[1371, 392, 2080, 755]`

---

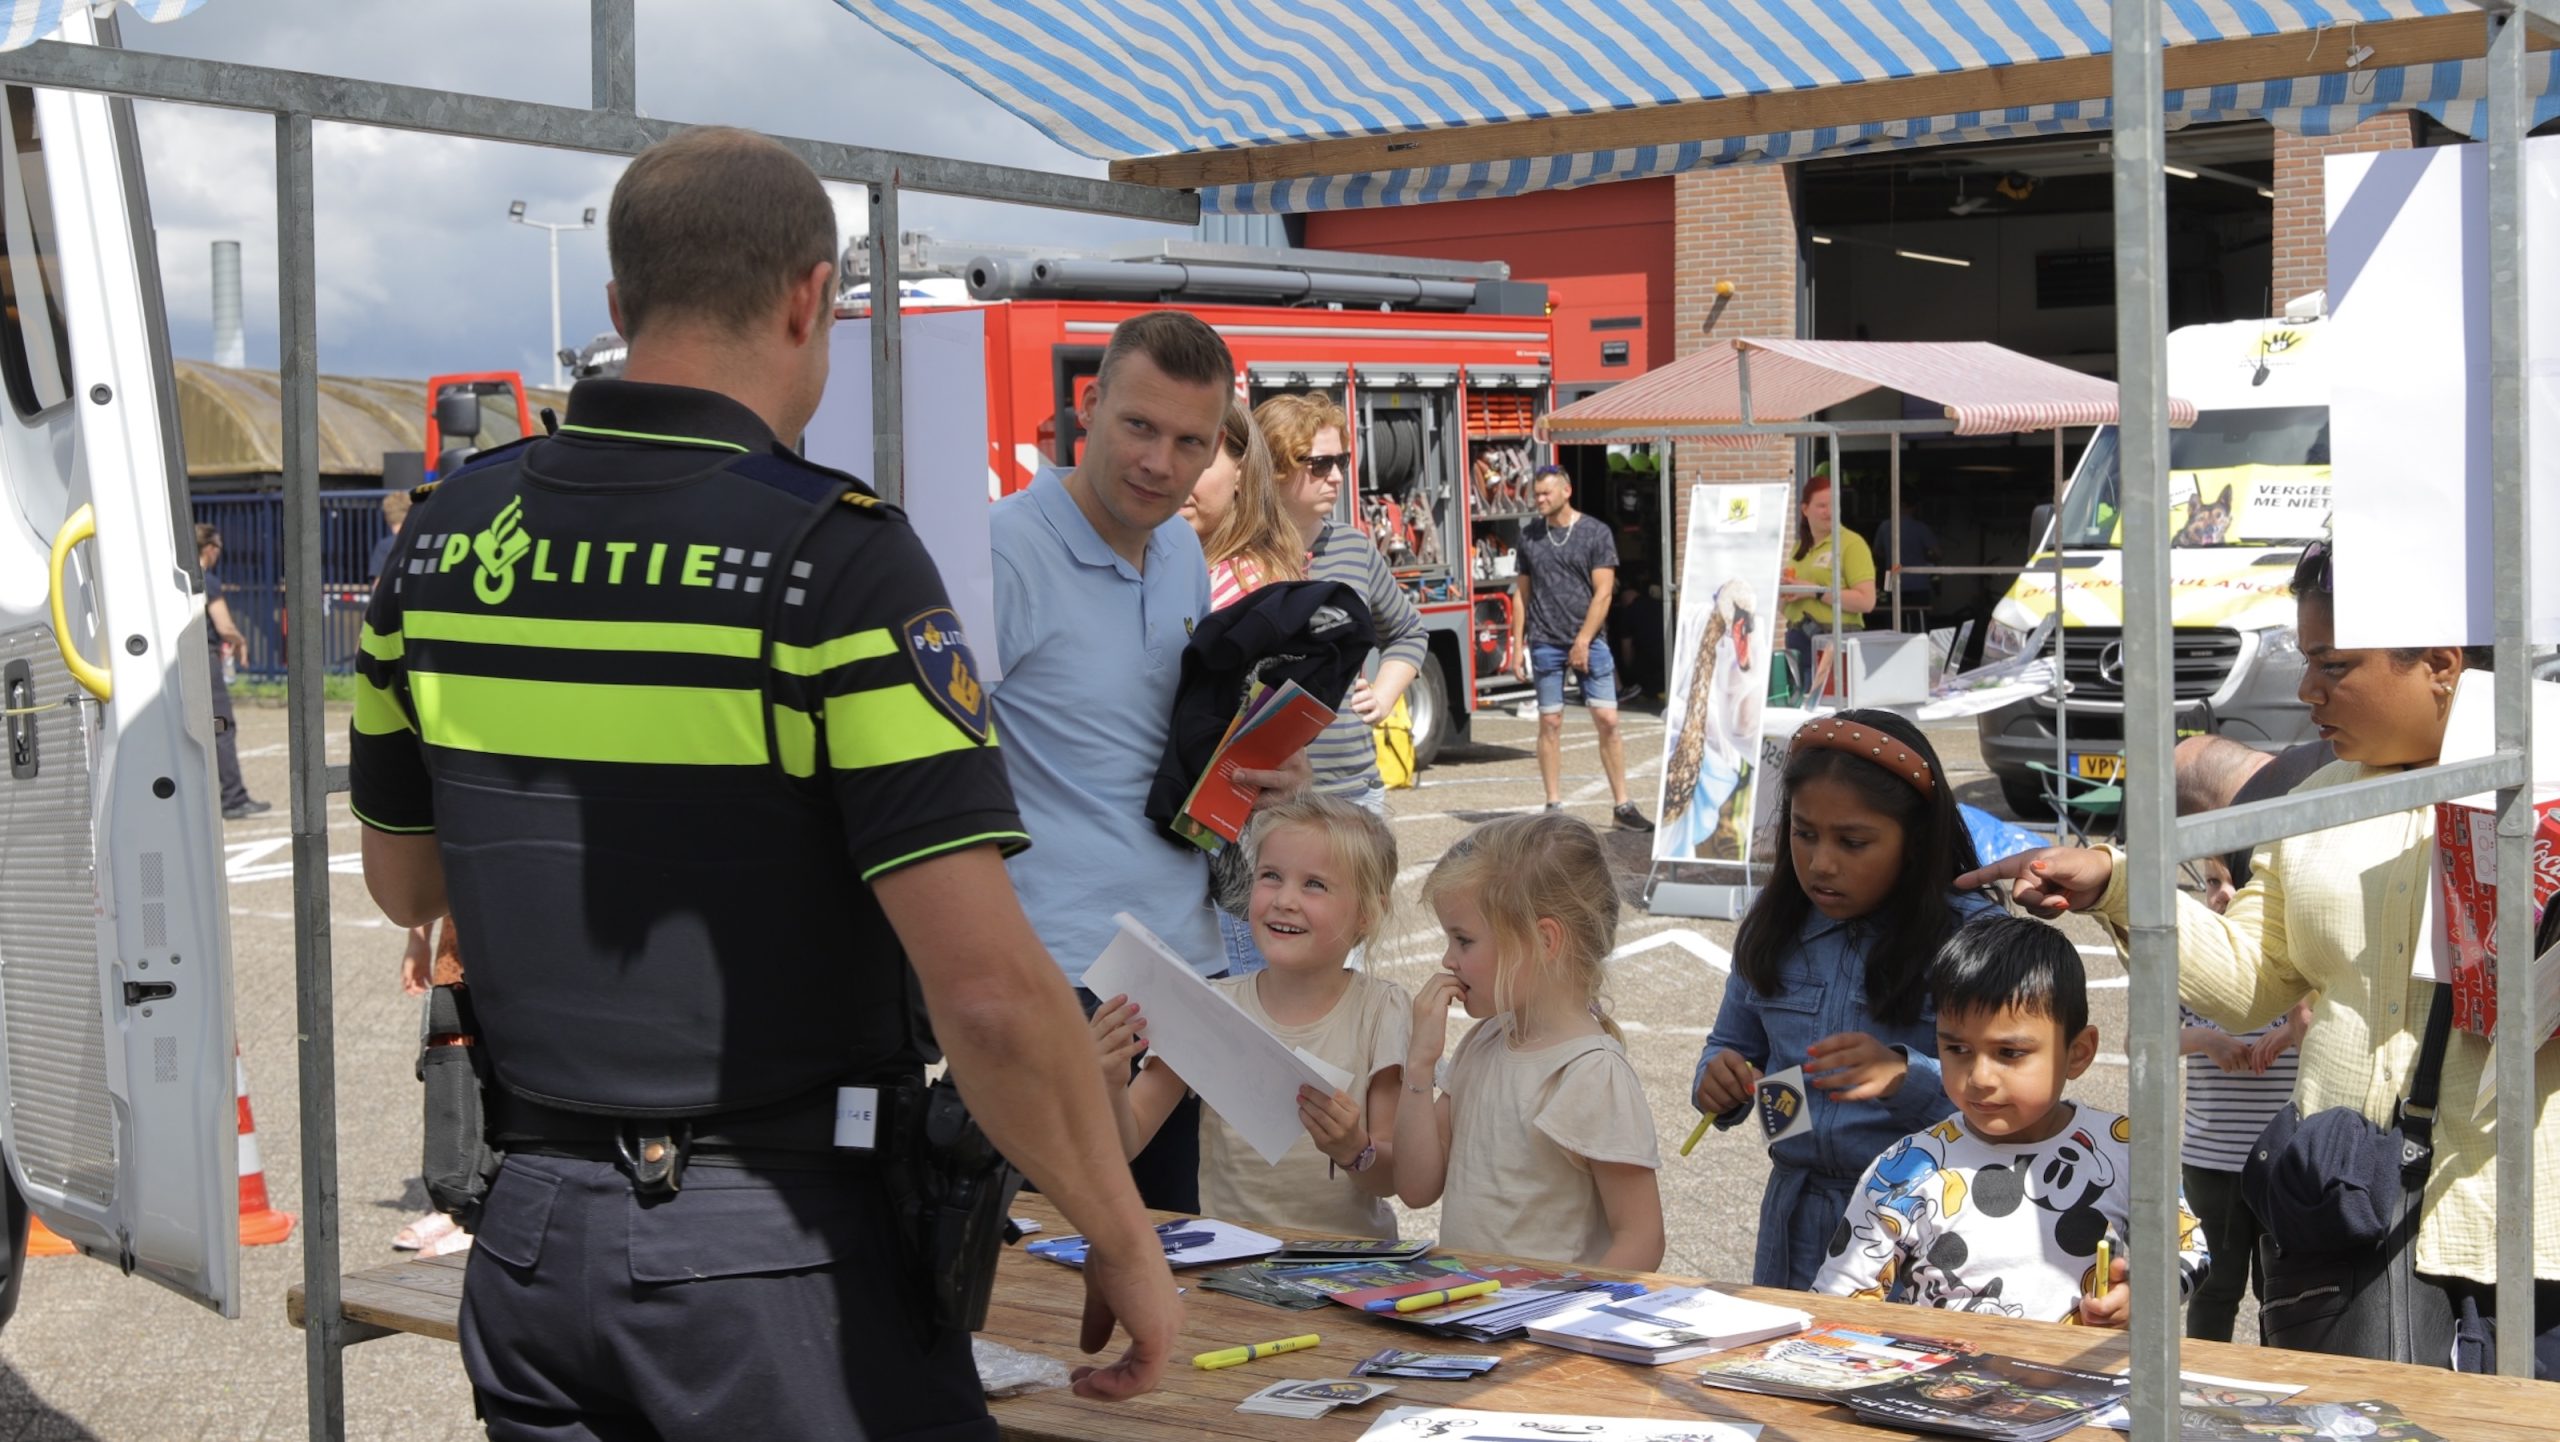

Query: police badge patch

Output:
[902, 607, 991, 742]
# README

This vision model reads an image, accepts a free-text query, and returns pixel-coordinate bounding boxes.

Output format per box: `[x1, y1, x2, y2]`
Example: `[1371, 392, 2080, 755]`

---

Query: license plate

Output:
[2072, 753, 2125, 781]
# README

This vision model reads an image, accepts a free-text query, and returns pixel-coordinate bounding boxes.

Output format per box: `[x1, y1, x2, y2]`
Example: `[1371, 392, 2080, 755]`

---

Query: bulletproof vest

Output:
[388, 443, 929, 1117]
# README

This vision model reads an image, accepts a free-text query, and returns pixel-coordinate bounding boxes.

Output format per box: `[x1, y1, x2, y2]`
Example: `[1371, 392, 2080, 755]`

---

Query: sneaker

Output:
[1612, 802, 1654, 833]
[1543, 801, 1563, 812]
[221, 799, 272, 821]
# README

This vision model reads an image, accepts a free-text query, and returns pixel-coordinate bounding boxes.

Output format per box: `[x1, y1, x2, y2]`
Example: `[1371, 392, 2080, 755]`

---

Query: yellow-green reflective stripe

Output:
[353, 674, 411, 736]
[860, 830, 1031, 882]
[410, 672, 766, 765]
[405, 610, 760, 659]
[774, 704, 817, 778]
[556, 423, 749, 453]
[771, 629, 895, 676]
[359, 624, 402, 662]
[824, 684, 978, 770]
[349, 803, 434, 835]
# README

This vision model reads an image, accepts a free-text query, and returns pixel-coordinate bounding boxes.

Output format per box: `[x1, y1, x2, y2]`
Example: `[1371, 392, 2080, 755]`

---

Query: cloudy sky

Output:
[123, 0, 1190, 382]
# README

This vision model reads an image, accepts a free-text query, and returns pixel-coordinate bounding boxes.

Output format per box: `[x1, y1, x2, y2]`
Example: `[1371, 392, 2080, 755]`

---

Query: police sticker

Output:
[903, 607, 991, 743]
[1755, 1064, 1813, 1149]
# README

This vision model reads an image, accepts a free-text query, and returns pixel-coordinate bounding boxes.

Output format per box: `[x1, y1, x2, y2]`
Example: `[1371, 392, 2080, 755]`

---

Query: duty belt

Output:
[491, 1079, 922, 1195]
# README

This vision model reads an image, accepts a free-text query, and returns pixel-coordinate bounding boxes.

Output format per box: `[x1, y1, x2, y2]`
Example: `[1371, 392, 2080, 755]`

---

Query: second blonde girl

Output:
[1399, 812, 1664, 1269]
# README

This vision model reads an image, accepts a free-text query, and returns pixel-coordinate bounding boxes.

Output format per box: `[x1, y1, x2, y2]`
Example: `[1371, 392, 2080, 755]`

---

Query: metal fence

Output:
[192, 490, 399, 680]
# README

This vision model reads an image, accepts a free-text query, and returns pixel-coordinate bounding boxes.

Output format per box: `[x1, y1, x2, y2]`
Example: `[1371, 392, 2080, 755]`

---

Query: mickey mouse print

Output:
[1808, 1108, 2211, 1324]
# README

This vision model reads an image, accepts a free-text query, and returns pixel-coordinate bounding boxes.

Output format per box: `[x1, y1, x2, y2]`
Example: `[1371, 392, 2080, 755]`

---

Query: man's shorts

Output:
[1530, 639, 1620, 715]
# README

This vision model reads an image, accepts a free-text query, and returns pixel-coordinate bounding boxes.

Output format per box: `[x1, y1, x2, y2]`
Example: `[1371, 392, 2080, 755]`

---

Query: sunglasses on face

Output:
[1302, 452, 1350, 477]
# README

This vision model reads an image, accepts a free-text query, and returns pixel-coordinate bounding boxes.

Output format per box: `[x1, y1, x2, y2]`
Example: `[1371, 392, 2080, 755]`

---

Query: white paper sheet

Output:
[1083, 913, 1352, 1165]
[1357, 1405, 1761, 1442]
[2326, 136, 2560, 651]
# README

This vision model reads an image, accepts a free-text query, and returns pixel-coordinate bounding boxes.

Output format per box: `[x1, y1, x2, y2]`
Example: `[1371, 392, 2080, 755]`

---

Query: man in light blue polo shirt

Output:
[991, 311, 1305, 1211]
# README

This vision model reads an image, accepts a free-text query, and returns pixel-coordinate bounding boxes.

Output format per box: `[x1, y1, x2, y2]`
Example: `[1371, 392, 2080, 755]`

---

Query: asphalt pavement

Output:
[0, 694, 2175, 1440]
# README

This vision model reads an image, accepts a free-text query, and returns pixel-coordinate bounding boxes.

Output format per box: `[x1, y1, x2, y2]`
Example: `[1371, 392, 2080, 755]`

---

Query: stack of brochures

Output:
[1837, 1353, 2129, 1441]
[1174, 678, 1336, 852]
[1692, 1321, 1970, 1399]
[1417, 1280, 1651, 1343]
[1527, 1287, 1810, 1365]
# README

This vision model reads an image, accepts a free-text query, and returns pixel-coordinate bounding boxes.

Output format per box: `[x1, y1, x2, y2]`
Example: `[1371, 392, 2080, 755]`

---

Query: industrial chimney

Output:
[210, 240, 245, 367]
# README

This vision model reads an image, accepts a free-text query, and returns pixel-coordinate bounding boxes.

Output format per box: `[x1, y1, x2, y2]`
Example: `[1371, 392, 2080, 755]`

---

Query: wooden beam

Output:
[1113, 11, 2545, 190]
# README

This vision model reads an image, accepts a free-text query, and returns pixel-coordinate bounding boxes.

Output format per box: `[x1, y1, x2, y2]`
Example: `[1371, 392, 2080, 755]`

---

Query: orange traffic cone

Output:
[236, 1048, 294, 1246]
[19, 1049, 295, 1255]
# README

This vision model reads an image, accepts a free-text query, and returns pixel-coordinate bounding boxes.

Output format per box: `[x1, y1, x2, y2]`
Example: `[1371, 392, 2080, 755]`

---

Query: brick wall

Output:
[1669, 164, 1800, 563]
[2269, 113, 2417, 313]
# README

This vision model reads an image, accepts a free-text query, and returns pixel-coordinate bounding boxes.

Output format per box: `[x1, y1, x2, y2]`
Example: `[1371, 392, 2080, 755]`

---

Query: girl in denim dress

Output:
[1693, 709, 1994, 1288]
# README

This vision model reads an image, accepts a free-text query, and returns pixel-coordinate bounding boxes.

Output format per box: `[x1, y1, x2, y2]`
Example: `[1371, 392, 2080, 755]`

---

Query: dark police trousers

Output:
[460, 1153, 995, 1442]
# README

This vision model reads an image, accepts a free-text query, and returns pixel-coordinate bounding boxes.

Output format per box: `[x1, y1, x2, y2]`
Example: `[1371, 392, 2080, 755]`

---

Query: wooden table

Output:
[294, 1196, 2553, 1438]
[982, 1200, 2552, 1441]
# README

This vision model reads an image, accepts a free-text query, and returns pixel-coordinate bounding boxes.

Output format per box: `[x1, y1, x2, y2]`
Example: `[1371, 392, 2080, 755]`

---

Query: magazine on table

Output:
[2177, 1400, 2445, 1440]
[2088, 1371, 2305, 1430]
[1024, 1216, 1279, 1270]
[1397, 1278, 1650, 1343]
[1526, 1286, 1810, 1365]
[1837, 1351, 2129, 1441]
[1691, 1320, 1971, 1400]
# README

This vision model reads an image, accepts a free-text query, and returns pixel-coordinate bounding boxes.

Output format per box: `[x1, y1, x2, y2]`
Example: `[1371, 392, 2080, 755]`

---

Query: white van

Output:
[1976, 311, 2331, 819]
[0, 6, 239, 1320]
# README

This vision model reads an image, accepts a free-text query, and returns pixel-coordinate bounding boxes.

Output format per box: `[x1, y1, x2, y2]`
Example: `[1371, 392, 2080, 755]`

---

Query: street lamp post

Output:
[509, 200, 596, 388]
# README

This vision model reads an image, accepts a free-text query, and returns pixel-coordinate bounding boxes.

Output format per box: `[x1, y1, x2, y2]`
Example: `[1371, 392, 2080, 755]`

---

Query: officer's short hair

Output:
[194, 522, 220, 551]
[1093, 311, 1233, 397]
[608, 127, 838, 339]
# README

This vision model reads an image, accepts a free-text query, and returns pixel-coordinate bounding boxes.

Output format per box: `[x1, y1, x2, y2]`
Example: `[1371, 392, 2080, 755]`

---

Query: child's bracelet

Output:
[1403, 1078, 1434, 1095]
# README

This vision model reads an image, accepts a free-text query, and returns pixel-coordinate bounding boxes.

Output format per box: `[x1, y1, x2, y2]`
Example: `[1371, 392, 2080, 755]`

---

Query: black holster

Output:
[884, 1074, 1023, 1333]
[417, 983, 504, 1230]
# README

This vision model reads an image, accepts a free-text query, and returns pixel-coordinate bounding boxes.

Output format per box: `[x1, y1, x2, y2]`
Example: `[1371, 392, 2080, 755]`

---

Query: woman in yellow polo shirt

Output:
[1780, 469, 1875, 689]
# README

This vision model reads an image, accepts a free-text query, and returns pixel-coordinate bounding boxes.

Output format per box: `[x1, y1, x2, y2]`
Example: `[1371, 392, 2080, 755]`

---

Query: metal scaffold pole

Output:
[2107, 0, 2181, 1437]
[868, 176, 904, 506]
[275, 108, 349, 1442]
[2482, 0, 2538, 1381]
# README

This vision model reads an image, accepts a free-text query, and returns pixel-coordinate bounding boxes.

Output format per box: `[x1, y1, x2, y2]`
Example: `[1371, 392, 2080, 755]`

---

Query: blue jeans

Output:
[1530, 639, 1619, 714]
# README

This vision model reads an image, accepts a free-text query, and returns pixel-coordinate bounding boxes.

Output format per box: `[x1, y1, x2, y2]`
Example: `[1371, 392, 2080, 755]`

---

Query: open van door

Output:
[0, 8, 238, 1317]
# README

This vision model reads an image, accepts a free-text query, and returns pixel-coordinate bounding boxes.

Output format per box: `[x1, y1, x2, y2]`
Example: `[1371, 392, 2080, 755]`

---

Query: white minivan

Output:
[0, 4, 240, 1321]
[1976, 310, 2332, 819]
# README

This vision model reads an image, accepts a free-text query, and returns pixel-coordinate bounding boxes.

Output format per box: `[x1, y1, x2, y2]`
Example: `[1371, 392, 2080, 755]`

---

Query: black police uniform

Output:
[351, 379, 1025, 1441]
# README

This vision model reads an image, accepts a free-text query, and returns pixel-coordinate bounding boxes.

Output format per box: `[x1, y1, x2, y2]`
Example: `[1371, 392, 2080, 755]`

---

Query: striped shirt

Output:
[1303, 521, 1430, 796]
[2179, 1006, 2299, 1173]
[1207, 554, 1267, 613]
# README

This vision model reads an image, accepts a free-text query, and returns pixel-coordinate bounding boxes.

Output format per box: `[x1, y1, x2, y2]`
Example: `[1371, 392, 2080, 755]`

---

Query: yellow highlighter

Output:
[1680, 1113, 1714, 1157]
[2089, 1239, 2113, 1299]
[1388, 1279, 1501, 1314]
[1193, 1333, 1320, 1370]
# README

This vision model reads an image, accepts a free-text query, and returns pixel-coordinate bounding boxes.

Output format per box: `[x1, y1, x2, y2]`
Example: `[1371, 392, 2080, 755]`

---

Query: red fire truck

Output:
[889, 251, 1557, 766]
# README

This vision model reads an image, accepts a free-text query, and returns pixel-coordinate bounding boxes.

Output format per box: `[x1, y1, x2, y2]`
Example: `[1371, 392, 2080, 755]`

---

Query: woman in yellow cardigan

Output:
[1959, 539, 2558, 1375]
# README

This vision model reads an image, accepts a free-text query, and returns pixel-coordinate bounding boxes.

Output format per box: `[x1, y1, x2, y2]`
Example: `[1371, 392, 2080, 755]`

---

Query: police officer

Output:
[353, 127, 1177, 1440]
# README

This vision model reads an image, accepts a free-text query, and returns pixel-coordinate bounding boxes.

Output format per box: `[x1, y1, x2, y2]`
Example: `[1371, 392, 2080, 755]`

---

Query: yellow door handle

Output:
[47, 503, 112, 702]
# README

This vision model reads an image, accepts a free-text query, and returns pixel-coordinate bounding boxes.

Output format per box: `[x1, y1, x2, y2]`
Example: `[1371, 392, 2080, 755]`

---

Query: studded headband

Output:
[1789, 717, 1937, 798]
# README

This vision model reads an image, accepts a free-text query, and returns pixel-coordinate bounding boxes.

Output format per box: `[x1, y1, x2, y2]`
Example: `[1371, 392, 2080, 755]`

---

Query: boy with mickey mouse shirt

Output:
[1812, 914, 2209, 1326]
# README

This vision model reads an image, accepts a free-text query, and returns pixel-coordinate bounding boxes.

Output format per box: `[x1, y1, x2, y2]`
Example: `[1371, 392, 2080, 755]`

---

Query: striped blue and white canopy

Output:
[4, 0, 205, 49]
[832, 0, 2557, 212]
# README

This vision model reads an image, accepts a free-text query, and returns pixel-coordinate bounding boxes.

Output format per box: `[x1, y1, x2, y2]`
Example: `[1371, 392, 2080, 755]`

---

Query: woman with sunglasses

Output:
[1957, 538, 2560, 1375]
[1252, 391, 1430, 815]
